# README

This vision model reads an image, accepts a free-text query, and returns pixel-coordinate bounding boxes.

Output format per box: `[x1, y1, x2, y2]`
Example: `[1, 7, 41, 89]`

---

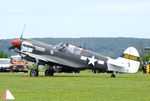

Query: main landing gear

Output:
[30, 59, 40, 77]
[30, 64, 54, 77]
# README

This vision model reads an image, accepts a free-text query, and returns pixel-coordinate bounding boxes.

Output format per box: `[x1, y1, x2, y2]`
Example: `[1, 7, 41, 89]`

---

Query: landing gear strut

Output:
[30, 59, 39, 77]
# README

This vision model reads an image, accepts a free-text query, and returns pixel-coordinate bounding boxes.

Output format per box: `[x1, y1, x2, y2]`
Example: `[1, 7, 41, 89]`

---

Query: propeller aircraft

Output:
[9, 32, 140, 77]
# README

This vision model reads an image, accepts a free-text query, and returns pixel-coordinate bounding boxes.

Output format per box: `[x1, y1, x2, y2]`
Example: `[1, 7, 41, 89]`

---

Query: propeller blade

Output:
[8, 46, 16, 51]
[20, 24, 26, 39]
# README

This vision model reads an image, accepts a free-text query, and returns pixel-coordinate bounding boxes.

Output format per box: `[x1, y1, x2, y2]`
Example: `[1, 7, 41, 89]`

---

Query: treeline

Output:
[0, 51, 8, 58]
[0, 37, 150, 57]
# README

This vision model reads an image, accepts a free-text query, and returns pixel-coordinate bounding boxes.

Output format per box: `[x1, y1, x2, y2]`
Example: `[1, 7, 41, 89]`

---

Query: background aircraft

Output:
[9, 36, 140, 78]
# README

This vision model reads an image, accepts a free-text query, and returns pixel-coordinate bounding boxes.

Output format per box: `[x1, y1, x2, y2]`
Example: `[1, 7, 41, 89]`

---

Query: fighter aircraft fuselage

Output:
[21, 38, 108, 71]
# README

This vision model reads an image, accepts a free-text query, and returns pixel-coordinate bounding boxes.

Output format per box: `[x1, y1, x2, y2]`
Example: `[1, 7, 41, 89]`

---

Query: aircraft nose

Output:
[11, 39, 21, 48]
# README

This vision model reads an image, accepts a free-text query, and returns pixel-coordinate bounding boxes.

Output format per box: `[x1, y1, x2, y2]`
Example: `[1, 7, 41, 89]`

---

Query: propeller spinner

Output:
[11, 39, 21, 48]
[9, 39, 21, 50]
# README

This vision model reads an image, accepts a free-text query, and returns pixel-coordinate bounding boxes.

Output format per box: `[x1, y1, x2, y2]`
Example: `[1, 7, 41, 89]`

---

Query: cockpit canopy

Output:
[54, 43, 83, 55]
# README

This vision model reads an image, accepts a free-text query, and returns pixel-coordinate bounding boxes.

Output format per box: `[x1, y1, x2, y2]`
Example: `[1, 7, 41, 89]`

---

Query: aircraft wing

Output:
[14, 50, 84, 68]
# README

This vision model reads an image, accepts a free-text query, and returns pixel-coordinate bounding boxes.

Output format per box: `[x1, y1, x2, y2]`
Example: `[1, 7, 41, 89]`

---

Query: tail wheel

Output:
[45, 69, 54, 76]
[30, 69, 39, 77]
[74, 69, 80, 73]
[111, 74, 116, 78]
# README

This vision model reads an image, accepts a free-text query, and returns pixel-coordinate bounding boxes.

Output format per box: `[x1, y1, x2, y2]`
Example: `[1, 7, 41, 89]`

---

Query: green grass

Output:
[0, 72, 150, 101]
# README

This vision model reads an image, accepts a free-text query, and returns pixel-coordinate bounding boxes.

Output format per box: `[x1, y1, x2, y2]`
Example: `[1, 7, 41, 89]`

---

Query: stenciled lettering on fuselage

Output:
[21, 42, 45, 53]
[80, 55, 104, 67]
[34, 46, 45, 52]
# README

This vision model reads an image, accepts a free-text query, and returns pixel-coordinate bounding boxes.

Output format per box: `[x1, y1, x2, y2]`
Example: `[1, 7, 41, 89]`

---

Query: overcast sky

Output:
[0, 0, 150, 39]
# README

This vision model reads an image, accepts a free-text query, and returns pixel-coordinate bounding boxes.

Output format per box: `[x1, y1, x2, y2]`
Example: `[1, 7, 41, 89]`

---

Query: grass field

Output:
[0, 72, 150, 101]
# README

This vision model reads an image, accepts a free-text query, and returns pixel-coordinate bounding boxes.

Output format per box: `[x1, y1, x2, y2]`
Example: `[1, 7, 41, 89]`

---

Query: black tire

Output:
[30, 69, 39, 77]
[74, 69, 80, 73]
[111, 74, 116, 78]
[45, 69, 54, 76]
[93, 70, 97, 74]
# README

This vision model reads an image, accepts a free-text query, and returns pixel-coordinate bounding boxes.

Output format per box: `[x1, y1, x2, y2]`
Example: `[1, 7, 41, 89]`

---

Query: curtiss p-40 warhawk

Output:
[9, 36, 140, 78]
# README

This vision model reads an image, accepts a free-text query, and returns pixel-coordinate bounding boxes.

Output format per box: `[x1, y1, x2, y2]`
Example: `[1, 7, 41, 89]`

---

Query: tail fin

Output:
[107, 47, 140, 73]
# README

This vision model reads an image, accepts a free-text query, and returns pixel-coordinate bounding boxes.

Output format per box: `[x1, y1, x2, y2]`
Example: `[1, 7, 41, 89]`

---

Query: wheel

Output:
[93, 70, 97, 74]
[111, 74, 116, 78]
[30, 69, 39, 77]
[45, 69, 54, 76]
[74, 69, 80, 73]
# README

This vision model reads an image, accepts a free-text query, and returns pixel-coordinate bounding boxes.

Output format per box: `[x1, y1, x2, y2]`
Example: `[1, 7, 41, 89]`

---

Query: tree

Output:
[0, 51, 8, 58]
[141, 54, 150, 62]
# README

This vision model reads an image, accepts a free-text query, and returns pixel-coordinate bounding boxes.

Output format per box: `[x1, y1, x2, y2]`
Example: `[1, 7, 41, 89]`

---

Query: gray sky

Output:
[0, 0, 150, 39]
